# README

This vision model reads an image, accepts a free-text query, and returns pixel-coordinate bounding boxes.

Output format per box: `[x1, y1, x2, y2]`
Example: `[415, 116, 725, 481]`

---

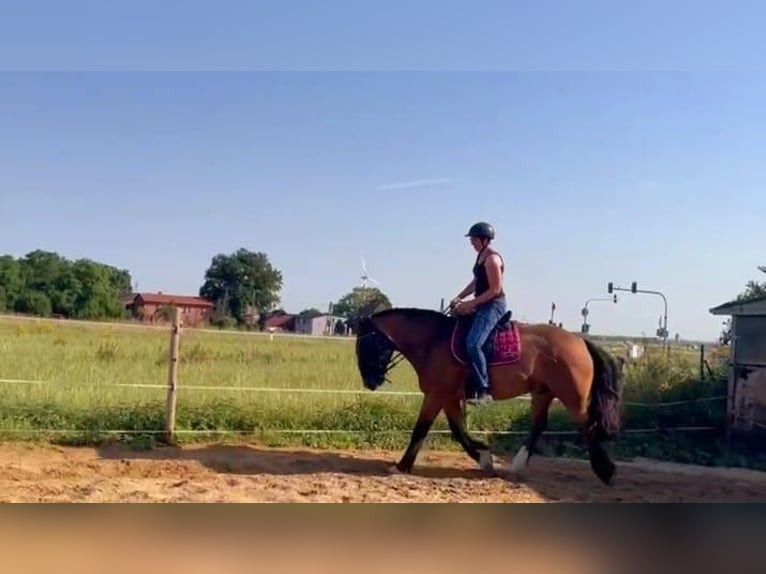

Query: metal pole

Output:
[641, 289, 668, 349]
[581, 296, 617, 334]
[608, 282, 668, 349]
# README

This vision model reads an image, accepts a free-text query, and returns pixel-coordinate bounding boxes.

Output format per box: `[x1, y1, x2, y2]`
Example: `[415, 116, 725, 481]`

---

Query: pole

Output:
[581, 296, 618, 333]
[644, 289, 669, 350]
[608, 282, 669, 349]
[165, 307, 182, 443]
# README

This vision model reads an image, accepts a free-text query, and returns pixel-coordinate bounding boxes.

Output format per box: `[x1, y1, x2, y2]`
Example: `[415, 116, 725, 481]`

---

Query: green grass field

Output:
[0, 315, 742, 466]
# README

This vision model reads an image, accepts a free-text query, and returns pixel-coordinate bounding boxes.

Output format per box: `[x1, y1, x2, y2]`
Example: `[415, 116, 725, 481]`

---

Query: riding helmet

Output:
[465, 222, 495, 240]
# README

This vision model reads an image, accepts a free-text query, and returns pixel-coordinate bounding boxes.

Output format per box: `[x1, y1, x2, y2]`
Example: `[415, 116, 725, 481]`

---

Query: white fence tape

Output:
[0, 378, 727, 408]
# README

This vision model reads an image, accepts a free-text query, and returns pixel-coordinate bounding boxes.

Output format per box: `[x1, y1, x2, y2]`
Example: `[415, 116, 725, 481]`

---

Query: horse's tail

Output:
[583, 338, 624, 442]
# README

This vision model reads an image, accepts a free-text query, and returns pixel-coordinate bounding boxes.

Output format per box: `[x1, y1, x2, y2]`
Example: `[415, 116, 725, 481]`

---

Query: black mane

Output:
[369, 307, 456, 339]
[371, 306, 453, 321]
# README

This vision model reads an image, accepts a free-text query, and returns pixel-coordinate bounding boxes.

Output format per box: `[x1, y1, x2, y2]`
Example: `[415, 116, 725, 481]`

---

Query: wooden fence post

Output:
[165, 307, 182, 443]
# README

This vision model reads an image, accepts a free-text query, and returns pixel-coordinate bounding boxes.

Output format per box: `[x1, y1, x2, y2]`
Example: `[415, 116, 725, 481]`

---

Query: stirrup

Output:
[467, 391, 493, 405]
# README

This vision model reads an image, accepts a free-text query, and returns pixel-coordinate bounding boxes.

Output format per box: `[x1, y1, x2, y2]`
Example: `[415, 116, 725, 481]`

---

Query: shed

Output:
[294, 314, 346, 336]
[709, 295, 766, 439]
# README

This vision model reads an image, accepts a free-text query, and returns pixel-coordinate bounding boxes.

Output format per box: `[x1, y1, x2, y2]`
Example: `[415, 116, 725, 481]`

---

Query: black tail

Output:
[583, 338, 624, 442]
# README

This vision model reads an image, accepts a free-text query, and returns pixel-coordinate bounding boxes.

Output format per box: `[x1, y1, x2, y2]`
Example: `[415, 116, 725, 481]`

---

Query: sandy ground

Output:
[1, 441, 765, 502]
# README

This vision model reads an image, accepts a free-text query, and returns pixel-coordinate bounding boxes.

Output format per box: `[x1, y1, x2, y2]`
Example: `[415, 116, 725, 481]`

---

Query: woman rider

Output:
[450, 222, 507, 405]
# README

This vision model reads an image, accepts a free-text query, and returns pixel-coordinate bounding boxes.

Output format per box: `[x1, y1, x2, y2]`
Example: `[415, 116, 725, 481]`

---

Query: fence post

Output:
[165, 307, 182, 443]
[699, 344, 705, 381]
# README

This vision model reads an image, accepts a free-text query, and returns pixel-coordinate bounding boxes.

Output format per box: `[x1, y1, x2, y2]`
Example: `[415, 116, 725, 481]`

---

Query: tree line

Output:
[11, 245, 758, 335]
[0, 247, 392, 324]
[0, 250, 132, 320]
[199, 248, 391, 327]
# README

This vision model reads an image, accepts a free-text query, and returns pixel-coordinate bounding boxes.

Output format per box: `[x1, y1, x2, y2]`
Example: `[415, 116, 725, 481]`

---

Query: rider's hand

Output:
[453, 300, 474, 315]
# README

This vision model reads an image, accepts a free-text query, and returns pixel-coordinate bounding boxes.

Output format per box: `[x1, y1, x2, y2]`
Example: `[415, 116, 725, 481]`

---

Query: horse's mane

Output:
[370, 307, 456, 337]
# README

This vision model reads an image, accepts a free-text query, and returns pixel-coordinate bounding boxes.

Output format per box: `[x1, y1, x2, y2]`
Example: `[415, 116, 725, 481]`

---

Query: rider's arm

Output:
[469, 254, 503, 306]
[455, 279, 476, 301]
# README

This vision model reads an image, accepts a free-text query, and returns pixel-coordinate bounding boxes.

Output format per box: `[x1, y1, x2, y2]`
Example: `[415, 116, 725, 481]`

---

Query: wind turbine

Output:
[360, 256, 382, 289]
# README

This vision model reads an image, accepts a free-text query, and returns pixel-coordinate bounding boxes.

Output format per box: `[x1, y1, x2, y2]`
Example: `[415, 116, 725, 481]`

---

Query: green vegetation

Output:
[1, 315, 754, 470]
[0, 251, 131, 320]
[331, 286, 392, 319]
[0, 247, 397, 331]
[200, 248, 284, 326]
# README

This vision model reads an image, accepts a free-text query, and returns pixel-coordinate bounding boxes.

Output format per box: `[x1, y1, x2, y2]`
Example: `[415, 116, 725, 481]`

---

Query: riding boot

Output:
[467, 388, 493, 405]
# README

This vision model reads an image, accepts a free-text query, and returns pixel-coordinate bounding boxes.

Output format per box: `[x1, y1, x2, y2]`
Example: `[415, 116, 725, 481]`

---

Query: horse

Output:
[354, 306, 624, 485]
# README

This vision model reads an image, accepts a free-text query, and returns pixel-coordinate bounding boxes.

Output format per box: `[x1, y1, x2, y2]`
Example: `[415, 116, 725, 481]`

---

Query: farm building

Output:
[709, 294, 766, 440]
[294, 313, 347, 336]
[263, 313, 296, 333]
[125, 292, 215, 327]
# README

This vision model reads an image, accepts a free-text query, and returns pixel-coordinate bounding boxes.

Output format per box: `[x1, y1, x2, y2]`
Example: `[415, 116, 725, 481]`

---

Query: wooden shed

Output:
[709, 295, 766, 439]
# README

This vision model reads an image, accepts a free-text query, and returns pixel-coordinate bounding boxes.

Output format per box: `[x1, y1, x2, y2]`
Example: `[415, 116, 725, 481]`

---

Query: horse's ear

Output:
[348, 312, 368, 334]
[373, 302, 391, 314]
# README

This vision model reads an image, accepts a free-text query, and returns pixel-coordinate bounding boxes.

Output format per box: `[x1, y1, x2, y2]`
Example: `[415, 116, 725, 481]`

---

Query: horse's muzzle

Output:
[363, 375, 384, 391]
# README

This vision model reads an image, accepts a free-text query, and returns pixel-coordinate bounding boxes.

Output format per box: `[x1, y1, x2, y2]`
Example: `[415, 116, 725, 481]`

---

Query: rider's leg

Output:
[465, 298, 506, 404]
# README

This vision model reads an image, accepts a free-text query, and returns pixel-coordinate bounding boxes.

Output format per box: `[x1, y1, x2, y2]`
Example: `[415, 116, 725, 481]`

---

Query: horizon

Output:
[2, 71, 763, 342]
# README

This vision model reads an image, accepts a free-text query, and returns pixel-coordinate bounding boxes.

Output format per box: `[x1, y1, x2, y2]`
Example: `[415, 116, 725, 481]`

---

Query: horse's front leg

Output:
[394, 392, 443, 474]
[444, 398, 495, 475]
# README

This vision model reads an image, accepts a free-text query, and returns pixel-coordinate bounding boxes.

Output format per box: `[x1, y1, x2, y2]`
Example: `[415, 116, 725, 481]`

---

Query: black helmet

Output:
[465, 221, 495, 240]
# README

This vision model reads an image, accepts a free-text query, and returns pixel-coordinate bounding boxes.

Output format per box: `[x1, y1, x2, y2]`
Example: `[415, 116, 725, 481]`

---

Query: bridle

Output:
[356, 327, 405, 385]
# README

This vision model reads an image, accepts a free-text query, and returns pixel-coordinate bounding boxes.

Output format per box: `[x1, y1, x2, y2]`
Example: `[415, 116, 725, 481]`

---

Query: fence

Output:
[0, 308, 734, 445]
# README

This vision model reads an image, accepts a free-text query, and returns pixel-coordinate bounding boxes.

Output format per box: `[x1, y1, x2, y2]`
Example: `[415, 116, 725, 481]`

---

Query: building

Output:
[125, 292, 215, 327]
[263, 313, 296, 332]
[294, 313, 347, 336]
[709, 294, 766, 440]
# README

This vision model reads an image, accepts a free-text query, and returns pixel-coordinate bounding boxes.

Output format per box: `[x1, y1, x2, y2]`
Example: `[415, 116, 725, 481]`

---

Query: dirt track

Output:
[1, 442, 765, 502]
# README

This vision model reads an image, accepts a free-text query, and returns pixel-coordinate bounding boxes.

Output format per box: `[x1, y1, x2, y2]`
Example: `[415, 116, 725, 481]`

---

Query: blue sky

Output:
[2, 71, 764, 341]
[1, 2, 765, 341]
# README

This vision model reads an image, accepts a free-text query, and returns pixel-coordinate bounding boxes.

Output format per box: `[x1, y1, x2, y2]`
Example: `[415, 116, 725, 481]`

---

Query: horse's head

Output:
[354, 307, 451, 391]
[354, 314, 398, 391]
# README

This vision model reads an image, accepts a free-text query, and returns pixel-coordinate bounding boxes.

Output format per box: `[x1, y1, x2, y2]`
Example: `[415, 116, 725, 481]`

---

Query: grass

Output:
[0, 315, 757, 469]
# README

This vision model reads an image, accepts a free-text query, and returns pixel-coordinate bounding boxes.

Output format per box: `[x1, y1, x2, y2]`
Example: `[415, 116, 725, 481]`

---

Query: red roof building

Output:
[125, 292, 215, 327]
[263, 313, 296, 332]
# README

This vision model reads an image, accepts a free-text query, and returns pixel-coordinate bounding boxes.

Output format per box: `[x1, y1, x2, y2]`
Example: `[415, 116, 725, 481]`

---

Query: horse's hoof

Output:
[509, 445, 529, 476]
[478, 450, 495, 474]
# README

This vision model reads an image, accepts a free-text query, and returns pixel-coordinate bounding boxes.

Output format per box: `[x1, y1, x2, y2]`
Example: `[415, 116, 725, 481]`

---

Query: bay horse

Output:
[354, 307, 624, 485]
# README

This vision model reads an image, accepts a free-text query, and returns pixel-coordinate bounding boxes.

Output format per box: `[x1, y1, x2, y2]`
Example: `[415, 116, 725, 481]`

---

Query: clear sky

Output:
[1, 3, 765, 342]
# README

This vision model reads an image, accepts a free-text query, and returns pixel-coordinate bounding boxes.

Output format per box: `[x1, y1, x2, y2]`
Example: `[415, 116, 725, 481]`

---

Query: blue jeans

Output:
[466, 297, 507, 392]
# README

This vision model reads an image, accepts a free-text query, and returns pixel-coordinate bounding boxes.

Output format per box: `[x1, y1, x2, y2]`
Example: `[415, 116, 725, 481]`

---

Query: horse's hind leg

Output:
[510, 389, 554, 476]
[444, 399, 495, 474]
[567, 406, 616, 486]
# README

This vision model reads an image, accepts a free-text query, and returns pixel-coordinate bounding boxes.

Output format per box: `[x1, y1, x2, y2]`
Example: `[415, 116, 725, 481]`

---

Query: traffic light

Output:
[613, 294, 618, 303]
[607, 282, 613, 294]
[631, 281, 637, 293]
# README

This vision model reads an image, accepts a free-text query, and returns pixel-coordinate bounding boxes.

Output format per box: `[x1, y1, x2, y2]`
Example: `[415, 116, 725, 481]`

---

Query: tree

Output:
[332, 286, 392, 319]
[736, 280, 766, 303]
[720, 267, 766, 345]
[0, 256, 24, 312]
[199, 248, 283, 324]
[0, 250, 132, 320]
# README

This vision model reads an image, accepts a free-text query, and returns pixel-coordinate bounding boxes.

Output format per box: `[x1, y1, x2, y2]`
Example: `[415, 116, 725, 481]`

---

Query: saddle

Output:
[450, 311, 522, 398]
